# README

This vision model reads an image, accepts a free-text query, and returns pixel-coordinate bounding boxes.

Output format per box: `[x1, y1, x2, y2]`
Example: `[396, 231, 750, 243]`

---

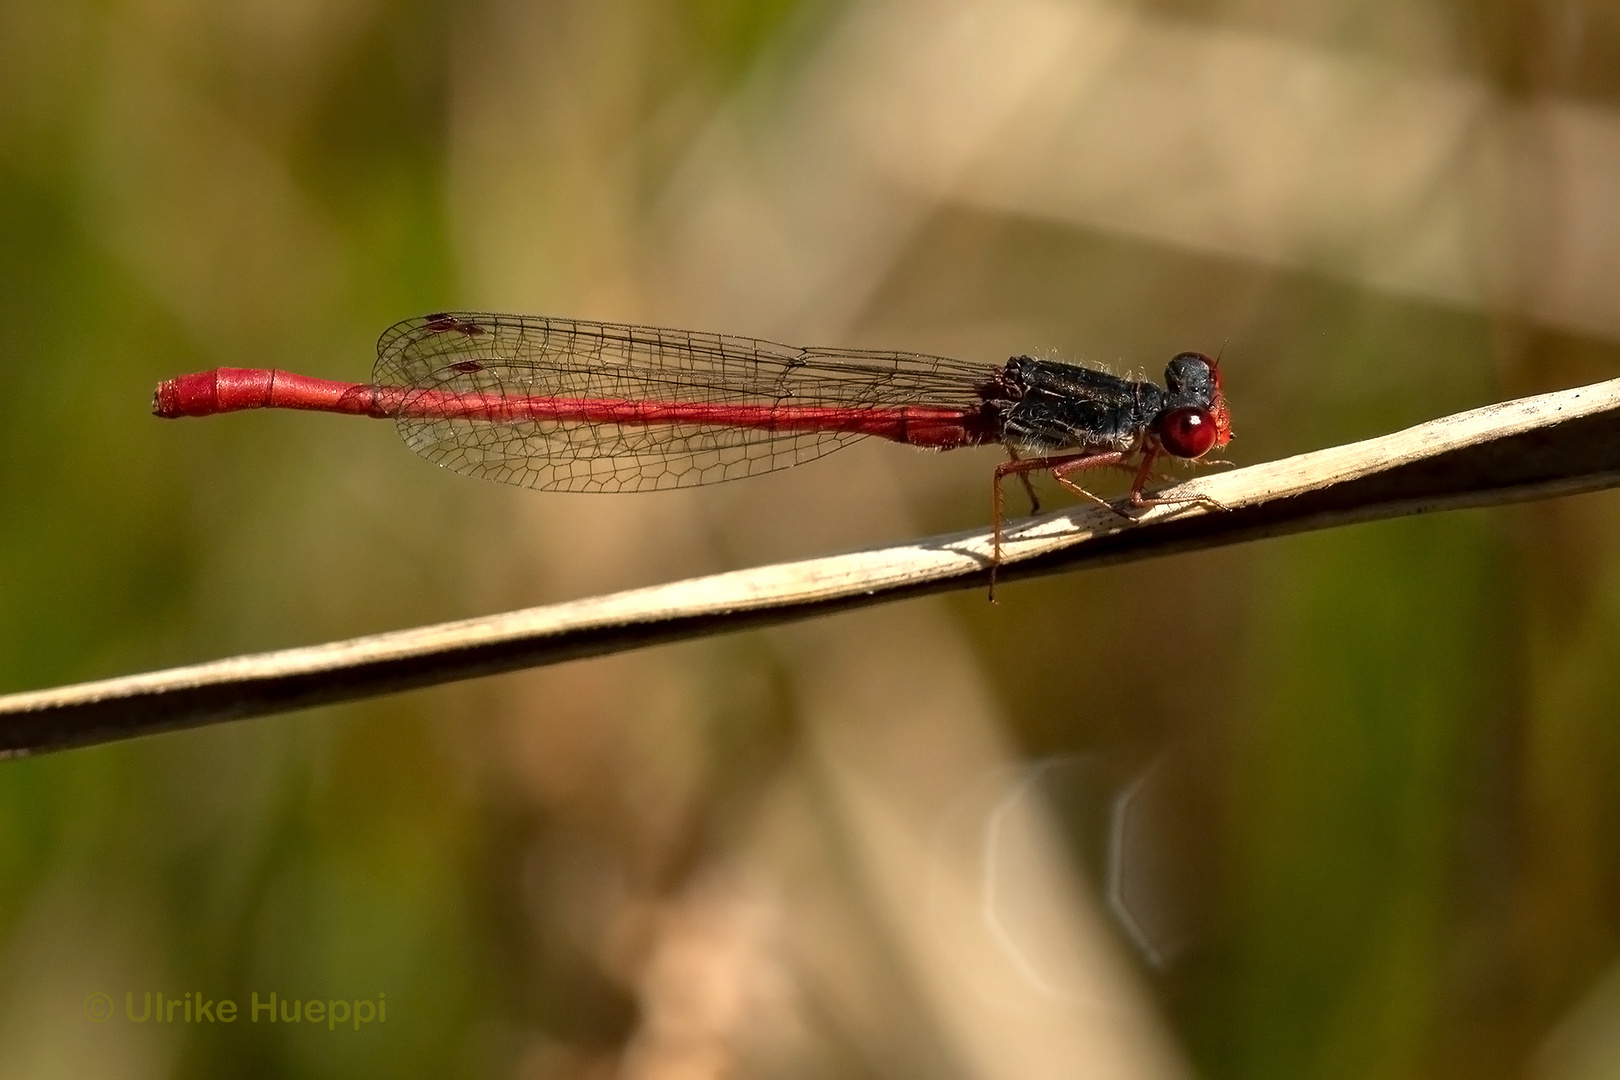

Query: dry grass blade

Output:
[4, 377, 1619, 757]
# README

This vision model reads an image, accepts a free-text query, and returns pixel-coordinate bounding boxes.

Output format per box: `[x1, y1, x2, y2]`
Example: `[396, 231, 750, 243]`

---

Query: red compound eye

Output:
[1157, 406, 1218, 458]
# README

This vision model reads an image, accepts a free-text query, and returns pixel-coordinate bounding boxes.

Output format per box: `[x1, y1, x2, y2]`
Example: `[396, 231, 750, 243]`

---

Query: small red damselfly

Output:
[153, 312, 1234, 588]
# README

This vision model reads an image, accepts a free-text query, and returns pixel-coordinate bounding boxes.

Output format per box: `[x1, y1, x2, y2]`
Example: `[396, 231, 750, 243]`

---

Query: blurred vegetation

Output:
[3, 1, 1620, 1078]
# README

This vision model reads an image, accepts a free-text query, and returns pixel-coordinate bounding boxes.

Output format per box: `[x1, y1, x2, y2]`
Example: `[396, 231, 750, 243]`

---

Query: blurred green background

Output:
[3, 0, 1620, 1077]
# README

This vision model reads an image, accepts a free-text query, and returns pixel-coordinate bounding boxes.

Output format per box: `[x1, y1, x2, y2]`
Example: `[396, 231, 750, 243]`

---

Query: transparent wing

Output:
[373, 312, 998, 493]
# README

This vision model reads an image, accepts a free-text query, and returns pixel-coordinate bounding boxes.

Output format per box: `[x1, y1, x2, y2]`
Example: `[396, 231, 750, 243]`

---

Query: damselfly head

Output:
[1158, 351, 1232, 457]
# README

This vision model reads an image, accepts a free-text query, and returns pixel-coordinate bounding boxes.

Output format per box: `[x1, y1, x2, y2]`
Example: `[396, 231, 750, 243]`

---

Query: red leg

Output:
[1133, 489, 1232, 512]
[1004, 446, 1042, 515]
[1049, 453, 1138, 515]
[1126, 445, 1161, 505]
[986, 444, 1231, 598]
[990, 450, 1129, 598]
[1126, 445, 1231, 512]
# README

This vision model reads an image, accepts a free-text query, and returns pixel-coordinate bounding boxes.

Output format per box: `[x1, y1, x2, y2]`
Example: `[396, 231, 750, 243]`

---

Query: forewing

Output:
[373, 312, 993, 493]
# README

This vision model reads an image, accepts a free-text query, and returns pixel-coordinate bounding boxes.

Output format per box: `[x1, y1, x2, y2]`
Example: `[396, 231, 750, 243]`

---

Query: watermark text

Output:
[86, 991, 386, 1031]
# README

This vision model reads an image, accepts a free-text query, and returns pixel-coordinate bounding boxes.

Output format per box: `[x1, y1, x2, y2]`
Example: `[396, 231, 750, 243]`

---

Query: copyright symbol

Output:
[84, 993, 114, 1022]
